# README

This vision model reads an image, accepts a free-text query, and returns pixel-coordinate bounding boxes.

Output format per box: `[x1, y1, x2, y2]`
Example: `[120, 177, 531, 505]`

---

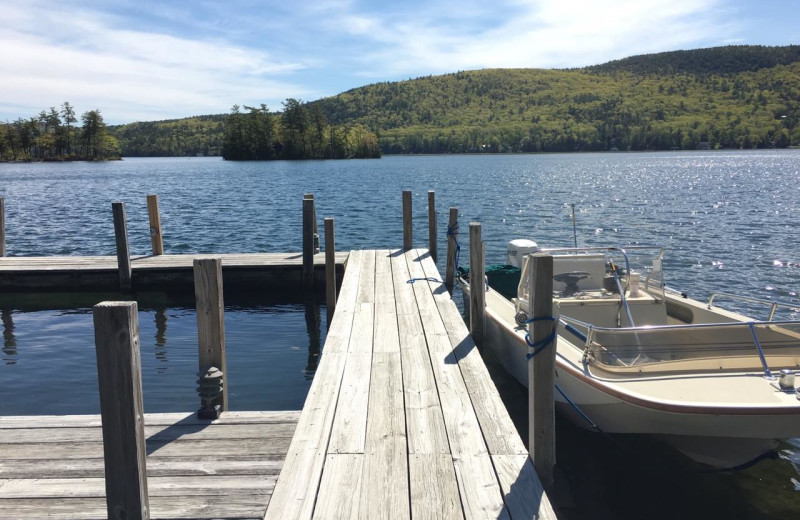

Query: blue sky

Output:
[1, 0, 797, 124]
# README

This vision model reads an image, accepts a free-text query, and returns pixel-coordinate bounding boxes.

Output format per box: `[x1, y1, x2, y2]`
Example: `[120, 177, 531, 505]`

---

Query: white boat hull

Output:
[469, 283, 800, 468]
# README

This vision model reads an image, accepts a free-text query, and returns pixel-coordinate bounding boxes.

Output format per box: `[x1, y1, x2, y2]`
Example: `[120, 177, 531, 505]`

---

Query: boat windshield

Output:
[516, 245, 666, 309]
[562, 317, 800, 375]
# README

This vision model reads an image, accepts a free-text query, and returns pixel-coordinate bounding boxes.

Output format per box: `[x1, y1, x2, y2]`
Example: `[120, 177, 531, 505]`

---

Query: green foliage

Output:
[309, 45, 800, 153]
[221, 100, 381, 160]
[108, 115, 225, 157]
[10, 45, 798, 158]
[583, 45, 800, 75]
[0, 103, 119, 161]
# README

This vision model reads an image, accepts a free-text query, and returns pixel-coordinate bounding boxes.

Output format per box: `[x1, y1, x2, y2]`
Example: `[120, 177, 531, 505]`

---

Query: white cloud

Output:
[332, 0, 739, 77]
[0, 0, 768, 123]
[0, 1, 309, 123]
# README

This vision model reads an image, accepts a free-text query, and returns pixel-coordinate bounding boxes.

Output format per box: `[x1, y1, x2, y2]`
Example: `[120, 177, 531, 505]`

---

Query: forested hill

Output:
[583, 45, 800, 75]
[108, 45, 800, 155]
[109, 115, 225, 157]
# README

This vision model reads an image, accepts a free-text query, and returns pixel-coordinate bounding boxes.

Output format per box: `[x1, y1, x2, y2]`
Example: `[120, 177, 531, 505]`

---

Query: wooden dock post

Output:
[428, 190, 437, 263]
[112, 202, 132, 292]
[444, 207, 458, 293]
[304, 193, 319, 253]
[402, 190, 412, 250]
[146, 194, 163, 256]
[302, 197, 315, 288]
[0, 197, 6, 257]
[469, 222, 485, 348]
[528, 253, 556, 492]
[194, 258, 228, 416]
[93, 301, 150, 520]
[324, 217, 337, 324]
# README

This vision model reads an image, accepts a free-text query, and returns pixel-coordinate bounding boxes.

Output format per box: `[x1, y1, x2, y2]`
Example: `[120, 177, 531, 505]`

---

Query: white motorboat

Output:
[461, 241, 800, 468]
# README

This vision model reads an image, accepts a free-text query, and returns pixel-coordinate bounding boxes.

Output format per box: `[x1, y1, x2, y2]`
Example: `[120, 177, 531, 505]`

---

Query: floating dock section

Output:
[0, 252, 347, 292]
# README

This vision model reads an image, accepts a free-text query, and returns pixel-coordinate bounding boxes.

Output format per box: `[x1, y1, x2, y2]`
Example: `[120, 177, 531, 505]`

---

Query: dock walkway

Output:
[0, 411, 300, 519]
[0, 252, 348, 291]
[266, 249, 555, 519]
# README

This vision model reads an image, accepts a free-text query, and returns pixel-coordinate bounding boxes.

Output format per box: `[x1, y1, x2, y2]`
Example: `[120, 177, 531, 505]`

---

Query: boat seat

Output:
[552, 254, 606, 293]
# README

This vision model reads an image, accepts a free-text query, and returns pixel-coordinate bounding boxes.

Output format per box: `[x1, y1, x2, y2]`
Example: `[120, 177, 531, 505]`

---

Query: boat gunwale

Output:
[473, 281, 800, 417]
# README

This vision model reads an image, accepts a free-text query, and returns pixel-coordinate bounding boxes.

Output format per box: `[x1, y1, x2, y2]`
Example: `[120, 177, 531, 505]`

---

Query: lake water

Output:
[1, 152, 799, 518]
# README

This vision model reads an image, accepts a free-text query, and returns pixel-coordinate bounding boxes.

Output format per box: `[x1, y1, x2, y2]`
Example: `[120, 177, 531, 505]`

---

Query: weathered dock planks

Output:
[0, 411, 300, 519]
[265, 249, 557, 520]
[0, 252, 348, 292]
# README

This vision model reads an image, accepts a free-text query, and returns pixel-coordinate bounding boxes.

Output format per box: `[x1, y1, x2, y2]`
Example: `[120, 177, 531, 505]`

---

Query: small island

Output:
[0, 102, 120, 162]
[222, 99, 381, 160]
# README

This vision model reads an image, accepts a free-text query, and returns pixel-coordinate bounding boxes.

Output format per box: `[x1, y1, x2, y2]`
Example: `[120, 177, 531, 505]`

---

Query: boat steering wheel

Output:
[553, 271, 592, 297]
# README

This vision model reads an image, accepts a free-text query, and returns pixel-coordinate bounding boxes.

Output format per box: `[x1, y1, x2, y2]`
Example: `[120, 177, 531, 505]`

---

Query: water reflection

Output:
[304, 295, 321, 379]
[1, 309, 16, 364]
[154, 308, 168, 373]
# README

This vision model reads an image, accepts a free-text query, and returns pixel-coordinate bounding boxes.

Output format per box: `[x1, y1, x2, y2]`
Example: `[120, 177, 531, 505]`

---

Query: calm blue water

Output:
[1, 153, 799, 306]
[1, 152, 799, 519]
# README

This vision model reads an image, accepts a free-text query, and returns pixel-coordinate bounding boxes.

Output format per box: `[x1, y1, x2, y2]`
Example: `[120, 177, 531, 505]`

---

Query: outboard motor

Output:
[506, 239, 539, 268]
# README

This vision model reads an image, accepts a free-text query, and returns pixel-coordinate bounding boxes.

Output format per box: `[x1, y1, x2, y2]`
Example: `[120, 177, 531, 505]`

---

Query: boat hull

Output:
[467, 283, 800, 467]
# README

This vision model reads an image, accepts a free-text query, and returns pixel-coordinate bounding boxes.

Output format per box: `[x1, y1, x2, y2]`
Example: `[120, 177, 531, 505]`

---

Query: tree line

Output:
[222, 99, 381, 160]
[0, 102, 119, 161]
[92, 45, 800, 156]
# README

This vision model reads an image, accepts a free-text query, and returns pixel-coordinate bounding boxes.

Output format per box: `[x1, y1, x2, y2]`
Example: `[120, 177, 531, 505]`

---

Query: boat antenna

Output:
[570, 203, 578, 248]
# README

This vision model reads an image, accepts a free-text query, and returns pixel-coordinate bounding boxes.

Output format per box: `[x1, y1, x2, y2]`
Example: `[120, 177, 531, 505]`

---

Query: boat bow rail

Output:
[708, 292, 800, 322]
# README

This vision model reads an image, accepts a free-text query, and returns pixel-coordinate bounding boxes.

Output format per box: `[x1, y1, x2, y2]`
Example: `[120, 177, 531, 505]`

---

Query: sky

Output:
[1, 0, 797, 125]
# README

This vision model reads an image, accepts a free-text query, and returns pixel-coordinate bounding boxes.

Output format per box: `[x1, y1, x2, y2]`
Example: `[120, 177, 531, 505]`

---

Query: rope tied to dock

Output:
[555, 383, 601, 431]
[524, 316, 556, 359]
[406, 277, 442, 284]
[446, 222, 461, 287]
[525, 316, 603, 432]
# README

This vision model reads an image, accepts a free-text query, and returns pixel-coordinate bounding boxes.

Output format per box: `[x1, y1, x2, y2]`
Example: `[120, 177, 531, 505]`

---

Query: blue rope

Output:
[446, 223, 460, 287]
[524, 318, 603, 433]
[407, 277, 441, 284]
[524, 316, 556, 359]
[555, 383, 601, 431]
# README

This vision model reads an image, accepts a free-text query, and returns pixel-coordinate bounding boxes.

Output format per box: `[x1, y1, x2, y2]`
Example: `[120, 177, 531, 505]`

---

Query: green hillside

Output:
[108, 45, 800, 155]
[108, 115, 225, 157]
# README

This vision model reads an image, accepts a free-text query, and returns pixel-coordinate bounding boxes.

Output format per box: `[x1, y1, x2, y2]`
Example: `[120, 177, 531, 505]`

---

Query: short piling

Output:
[469, 222, 485, 348]
[93, 301, 150, 520]
[194, 258, 228, 415]
[324, 218, 337, 324]
[146, 194, 164, 256]
[304, 193, 319, 253]
[444, 207, 458, 293]
[428, 190, 437, 264]
[527, 253, 556, 492]
[303, 198, 315, 289]
[0, 198, 6, 257]
[402, 190, 412, 250]
[112, 202, 132, 292]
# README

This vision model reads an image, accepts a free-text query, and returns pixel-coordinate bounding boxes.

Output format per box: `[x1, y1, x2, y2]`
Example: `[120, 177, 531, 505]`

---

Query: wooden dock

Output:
[0, 411, 300, 519]
[266, 249, 555, 519]
[0, 252, 348, 292]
